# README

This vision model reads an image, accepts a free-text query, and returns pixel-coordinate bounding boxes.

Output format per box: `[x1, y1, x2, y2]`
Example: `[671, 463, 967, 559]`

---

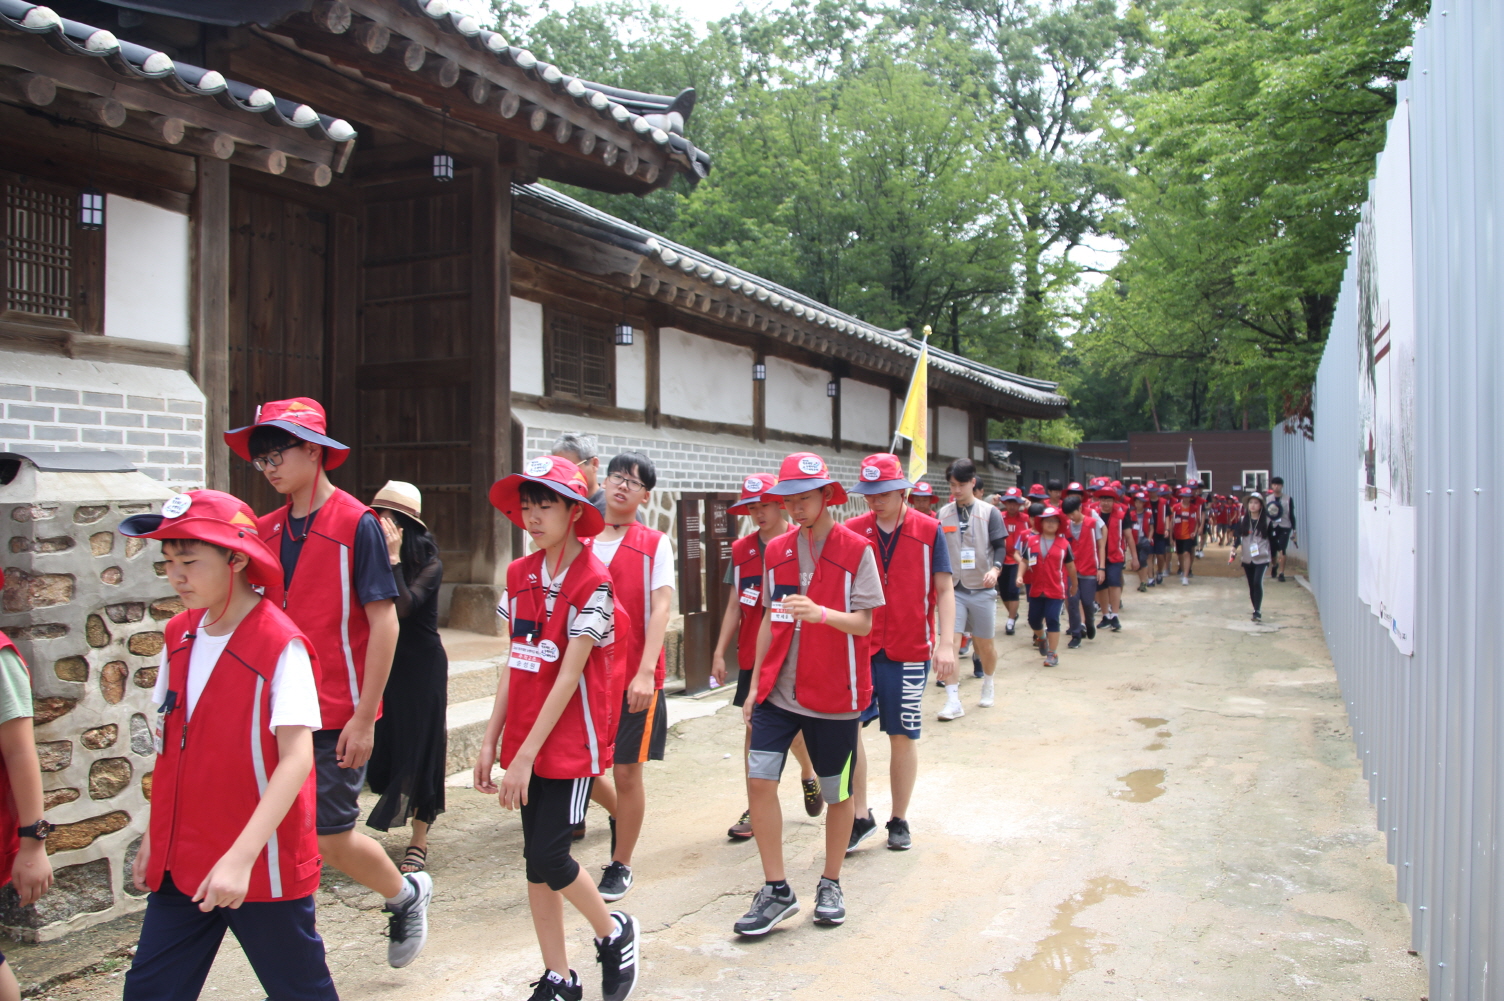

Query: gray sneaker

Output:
[885, 817, 912, 850]
[734, 884, 799, 936]
[846, 810, 878, 853]
[385, 871, 433, 968]
[812, 877, 845, 926]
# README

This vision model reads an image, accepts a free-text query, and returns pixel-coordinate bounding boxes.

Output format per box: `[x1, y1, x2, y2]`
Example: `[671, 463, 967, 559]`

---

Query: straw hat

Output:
[372, 480, 426, 528]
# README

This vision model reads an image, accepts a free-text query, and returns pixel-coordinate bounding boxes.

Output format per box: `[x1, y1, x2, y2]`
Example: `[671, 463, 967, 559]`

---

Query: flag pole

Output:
[891, 326, 931, 453]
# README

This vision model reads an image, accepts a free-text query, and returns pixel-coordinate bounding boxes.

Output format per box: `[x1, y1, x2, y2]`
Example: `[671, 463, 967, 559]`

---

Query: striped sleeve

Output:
[567, 582, 614, 645]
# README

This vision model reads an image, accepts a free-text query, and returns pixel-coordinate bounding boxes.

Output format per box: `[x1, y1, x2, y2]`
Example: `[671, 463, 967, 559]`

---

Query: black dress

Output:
[366, 544, 447, 830]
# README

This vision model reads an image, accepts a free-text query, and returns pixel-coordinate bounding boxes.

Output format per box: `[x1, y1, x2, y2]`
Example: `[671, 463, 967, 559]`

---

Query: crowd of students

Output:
[0, 395, 1304, 1001]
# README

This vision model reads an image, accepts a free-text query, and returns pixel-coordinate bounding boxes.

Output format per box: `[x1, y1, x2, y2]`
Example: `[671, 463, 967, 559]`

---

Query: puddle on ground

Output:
[1145, 742, 1165, 751]
[1146, 728, 1171, 750]
[1003, 877, 1144, 994]
[1131, 717, 1168, 728]
[1113, 768, 1166, 802]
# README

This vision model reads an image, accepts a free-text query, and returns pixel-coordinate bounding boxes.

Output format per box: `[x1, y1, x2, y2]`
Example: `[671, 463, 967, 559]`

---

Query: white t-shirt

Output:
[153, 630, 323, 733]
[496, 559, 615, 646]
[591, 532, 675, 593]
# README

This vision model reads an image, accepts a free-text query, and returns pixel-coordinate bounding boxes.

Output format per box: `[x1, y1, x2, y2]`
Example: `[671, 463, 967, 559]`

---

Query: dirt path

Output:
[53, 554, 1423, 1000]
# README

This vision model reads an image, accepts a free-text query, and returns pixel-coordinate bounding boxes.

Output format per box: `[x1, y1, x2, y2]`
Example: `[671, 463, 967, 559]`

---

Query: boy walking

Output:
[477, 456, 640, 1001]
[844, 455, 956, 852]
[225, 398, 431, 967]
[936, 459, 1008, 721]
[1093, 487, 1137, 631]
[1062, 496, 1102, 649]
[735, 453, 883, 935]
[120, 491, 334, 1001]
[1023, 506, 1078, 667]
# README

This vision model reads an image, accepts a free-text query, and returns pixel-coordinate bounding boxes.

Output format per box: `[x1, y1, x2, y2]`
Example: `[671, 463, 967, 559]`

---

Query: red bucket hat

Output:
[1038, 505, 1063, 523]
[1064, 481, 1084, 495]
[849, 453, 913, 495]
[119, 490, 281, 587]
[763, 452, 847, 505]
[910, 481, 935, 497]
[489, 455, 605, 537]
[1027, 483, 1048, 500]
[729, 473, 780, 514]
[1000, 486, 1023, 503]
[225, 398, 350, 470]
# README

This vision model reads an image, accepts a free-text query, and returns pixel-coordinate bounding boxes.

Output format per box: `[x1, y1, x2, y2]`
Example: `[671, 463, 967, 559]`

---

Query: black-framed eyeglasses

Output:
[252, 449, 288, 472]
[606, 472, 645, 492]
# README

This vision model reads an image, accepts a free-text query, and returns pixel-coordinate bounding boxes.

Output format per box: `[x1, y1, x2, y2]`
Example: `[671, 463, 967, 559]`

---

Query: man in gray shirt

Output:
[935, 458, 1010, 720]
[1267, 476, 1297, 582]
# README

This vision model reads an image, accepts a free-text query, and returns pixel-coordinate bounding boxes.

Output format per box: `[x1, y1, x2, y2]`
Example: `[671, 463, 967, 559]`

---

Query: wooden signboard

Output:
[676, 492, 739, 695]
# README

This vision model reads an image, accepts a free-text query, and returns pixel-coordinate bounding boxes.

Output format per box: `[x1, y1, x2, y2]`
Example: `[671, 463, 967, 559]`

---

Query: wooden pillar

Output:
[644, 323, 661, 428]
[190, 157, 230, 491]
[831, 376, 841, 452]
[753, 349, 767, 443]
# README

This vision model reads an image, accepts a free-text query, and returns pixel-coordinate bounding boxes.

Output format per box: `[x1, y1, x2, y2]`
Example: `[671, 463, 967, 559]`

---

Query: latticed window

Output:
[546, 308, 613, 404]
[1, 172, 102, 331]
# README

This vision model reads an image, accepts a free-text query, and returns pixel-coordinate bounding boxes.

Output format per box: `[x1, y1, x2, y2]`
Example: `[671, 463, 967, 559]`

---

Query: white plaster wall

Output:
[659, 327, 753, 425]
[840, 379, 890, 447]
[510, 297, 545, 396]
[765, 356, 830, 437]
[104, 195, 189, 346]
[938, 406, 969, 458]
[616, 333, 646, 410]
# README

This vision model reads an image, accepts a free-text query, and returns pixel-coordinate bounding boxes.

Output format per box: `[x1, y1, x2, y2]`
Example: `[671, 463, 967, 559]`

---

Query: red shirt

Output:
[1171, 501, 1198, 540]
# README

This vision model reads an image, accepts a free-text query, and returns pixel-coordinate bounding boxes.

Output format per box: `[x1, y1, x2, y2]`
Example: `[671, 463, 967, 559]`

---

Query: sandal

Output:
[399, 845, 427, 874]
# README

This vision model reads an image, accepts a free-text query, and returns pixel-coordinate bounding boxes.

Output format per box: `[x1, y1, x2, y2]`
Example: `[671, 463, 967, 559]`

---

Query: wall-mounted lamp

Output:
[434, 106, 453, 182]
[753, 362, 767, 381]
[78, 187, 104, 230]
[614, 322, 634, 346]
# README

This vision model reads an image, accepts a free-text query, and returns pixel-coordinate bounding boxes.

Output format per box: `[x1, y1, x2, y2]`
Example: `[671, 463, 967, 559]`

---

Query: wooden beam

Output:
[644, 323, 661, 429]
[0, 71, 54, 106]
[191, 157, 231, 492]
[753, 349, 767, 443]
[831, 377, 841, 453]
[231, 146, 287, 175]
[471, 150, 512, 585]
[311, 1, 352, 33]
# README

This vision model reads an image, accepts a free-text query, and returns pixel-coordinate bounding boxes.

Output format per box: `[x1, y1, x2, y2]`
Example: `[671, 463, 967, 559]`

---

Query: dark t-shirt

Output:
[281, 509, 400, 605]
[873, 524, 953, 576]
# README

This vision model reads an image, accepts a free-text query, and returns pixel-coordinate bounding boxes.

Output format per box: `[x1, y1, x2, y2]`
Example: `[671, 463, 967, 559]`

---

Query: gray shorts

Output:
[314, 729, 365, 835]
[953, 587, 997, 639]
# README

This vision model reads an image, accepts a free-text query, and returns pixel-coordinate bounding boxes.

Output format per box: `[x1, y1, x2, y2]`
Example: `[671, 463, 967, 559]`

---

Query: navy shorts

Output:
[1152, 534, 1168, 555]
[747, 700, 859, 804]
[1103, 562, 1125, 588]
[1027, 596, 1064, 633]
[313, 729, 364, 835]
[859, 656, 929, 740]
[997, 562, 1021, 602]
[1136, 540, 1152, 565]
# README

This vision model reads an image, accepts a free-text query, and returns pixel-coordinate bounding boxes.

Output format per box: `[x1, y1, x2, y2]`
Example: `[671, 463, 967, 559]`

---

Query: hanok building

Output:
[1, 0, 1068, 633]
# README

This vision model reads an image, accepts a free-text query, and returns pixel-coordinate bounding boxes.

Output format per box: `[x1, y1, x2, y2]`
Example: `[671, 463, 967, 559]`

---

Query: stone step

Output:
[444, 696, 495, 777]
[447, 658, 500, 706]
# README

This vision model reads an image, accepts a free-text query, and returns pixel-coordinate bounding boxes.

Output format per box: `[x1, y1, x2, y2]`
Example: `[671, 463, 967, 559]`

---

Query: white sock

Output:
[596, 913, 625, 944]
[385, 878, 415, 909]
[1006, 617, 1016, 627]
[945, 683, 960, 696]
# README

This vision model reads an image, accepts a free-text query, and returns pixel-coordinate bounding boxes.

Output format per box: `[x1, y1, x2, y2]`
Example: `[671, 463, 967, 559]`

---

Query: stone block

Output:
[33, 427, 78, 443]
[34, 389, 78, 405]
[0, 386, 29, 401]
[129, 714, 151, 755]
[57, 409, 101, 425]
[140, 771, 151, 800]
[89, 532, 113, 556]
[10, 505, 58, 523]
[88, 758, 132, 800]
[0, 857, 113, 930]
[81, 428, 124, 445]
[448, 584, 504, 635]
[124, 537, 147, 559]
[14, 536, 74, 554]
[104, 603, 145, 624]
[36, 741, 71, 772]
[9, 624, 66, 641]
[85, 615, 110, 647]
[2, 571, 74, 612]
[127, 632, 163, 657]
[72, 506, 109, 525]
[32, 698, 76, 725]
[100, 663, 127, 705]
[132, 667, 156, 689]
[47, 814, 129, 854]
[152, 562, 166, 577]
[104, 412, 143, 428]
[53, 656, 87, 683]
[99, 567, 123, 586]
[42, 788, 79, 810]
[149, 597, 183, 620]
[123, 836, 146, 896]
[82, 392, 123, 408]
[81, 725, 118, 750]
[126, 396, 166, 412]
[7, 406, 53, 423]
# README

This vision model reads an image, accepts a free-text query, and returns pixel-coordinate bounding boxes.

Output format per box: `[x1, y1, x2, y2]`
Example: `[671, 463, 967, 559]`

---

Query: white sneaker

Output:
[1180, 576, 1189, 586]
[938, 695, 965, 721]
[385, 871, 433, 968]
[978, 677, 995, 708]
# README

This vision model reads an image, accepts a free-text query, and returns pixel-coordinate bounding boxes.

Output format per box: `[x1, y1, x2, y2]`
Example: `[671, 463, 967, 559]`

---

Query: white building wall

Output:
[938, 406, 969, 458]
[765, 356, 829, 437]
[615, 333, 646, 411]
[840, 379, 890, 447]
[510, 297, 545, 396]
[659, 327, 753, 425]
[103, 195, 190, 346]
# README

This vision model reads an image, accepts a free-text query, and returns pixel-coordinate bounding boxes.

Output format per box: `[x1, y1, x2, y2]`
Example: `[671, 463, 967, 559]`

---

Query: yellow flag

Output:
[895, 327, 930, 482]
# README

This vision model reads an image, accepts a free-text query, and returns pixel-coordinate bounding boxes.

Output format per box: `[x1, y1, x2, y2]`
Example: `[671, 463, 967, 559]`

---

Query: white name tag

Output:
[770, 599, 794, 623]
[1248, 541, 1263, 559]
[740, 585, 761, 607]
[959, 547, 977, 570]
[509, 640, 558, 672]
[1027, 555, 1038, 567]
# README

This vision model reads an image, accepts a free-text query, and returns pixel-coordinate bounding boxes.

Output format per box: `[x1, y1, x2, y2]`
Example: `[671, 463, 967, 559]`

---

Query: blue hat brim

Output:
[119, 514, 164, 537]
[763, 478, 848, 505]
[849, 477, 913, 495]
[225, 420, 349, 469]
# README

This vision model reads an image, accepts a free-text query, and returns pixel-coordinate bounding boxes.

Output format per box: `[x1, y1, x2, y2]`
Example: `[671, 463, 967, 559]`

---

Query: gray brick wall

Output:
[0, 383, 205, 488]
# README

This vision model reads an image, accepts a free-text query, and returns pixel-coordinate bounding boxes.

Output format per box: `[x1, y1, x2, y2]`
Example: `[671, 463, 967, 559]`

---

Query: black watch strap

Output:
[18, 820, 51, 840]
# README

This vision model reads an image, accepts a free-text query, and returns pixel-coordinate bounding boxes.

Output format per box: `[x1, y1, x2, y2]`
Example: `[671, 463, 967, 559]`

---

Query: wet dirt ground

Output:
[53, 553, 1424, 1000]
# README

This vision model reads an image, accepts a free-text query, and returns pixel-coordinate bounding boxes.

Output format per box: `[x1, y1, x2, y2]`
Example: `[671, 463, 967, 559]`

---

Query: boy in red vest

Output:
[712, 475, 823, 840]
[0, 570, 54, 1001]
[844, 455, 955, 852]
[907, 480, 937, 515]
[1061, 495, 1102, 649]
[735, 453, 883, 936]
[477, 456, 640, 1001]
[225, 398, 430, 968]
[1092, 487, 1137, 632]
[997, 486, 1028, 637]
[1022, 506, 1078, 667]
[119, 491, 333, 1000]
[1171, 487, 1198, 585]
[583, 452, 673, 903]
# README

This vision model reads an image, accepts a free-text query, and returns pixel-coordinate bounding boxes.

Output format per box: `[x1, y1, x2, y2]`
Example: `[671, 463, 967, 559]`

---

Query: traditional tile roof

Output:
[515, 182, 1068, 417]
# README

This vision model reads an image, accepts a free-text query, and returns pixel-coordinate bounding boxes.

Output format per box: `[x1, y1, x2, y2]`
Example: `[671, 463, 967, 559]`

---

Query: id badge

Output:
[960, 547, 977, 570]
[770, 599, 794, 623]
[508, 640, 557, 673]
[1028, 554, 1038, 567]
[1248, 541, 1262, 559]
[740, 585, 761, 607]
[153, 723, 163, 756]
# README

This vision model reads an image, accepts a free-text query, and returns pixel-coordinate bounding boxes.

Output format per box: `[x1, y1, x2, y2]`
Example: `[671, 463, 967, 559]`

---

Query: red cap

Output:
[488, 455, 606, 537]
[1000, 486, 1024, 502]
[764, 453, 847, 505]
[1038, 505, 1063, 522]
[118, 490, 281, 587]
[850, 453, 913, 495]
[225, 397, 350, 470]
[1065, 481, 1084, 494]
[1178, 486, 1193, 497]
[1027, 483, 1048, 500]
[1094, 486, 1118, 499]
[911, 481, 935, 497]
[729, 473, 780, 514]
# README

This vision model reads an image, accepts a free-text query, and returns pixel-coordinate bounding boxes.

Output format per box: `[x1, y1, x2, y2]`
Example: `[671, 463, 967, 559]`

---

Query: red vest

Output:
[755, 523, 873, 714]
[258, 488, 376, 731]
[1133, 506, 1155, 540]
[1065, 514, 1101, 576]
[1154, 498, 1170, 535]
[503, 549, 614, 779]
[149, 602, 321, 902]
[730, 533, 769, 673]
[1023, 534, 1073, 600]
[595, 522, 668, 691]
[0, 634, 23, 886]
[1001, 510, 1028, 565]
[1171, 501, 1197, 540]
[845, 510, 939, 663]
[1101, 508, 1128, 563]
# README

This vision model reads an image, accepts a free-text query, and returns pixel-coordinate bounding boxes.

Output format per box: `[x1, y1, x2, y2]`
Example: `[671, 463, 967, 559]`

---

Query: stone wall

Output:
[0, 460, 173, 941]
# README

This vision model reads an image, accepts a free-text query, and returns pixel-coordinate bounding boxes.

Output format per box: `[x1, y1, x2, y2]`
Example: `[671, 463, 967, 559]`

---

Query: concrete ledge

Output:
[444, 697, 494, 776]
[446, 585, 502, 635]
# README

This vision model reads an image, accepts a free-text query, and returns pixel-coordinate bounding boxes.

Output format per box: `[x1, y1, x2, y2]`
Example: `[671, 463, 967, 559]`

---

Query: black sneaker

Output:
[595, 911, 640, 1001]
[1279, 573, 1287, 582]
[886, 817, 911, 851]
[1109, 617, 1122, 633]
[1085, 616, 1096, 640]
[528, 971, 583, 1001]
[813, 877, 845, 925]
[972, 663, 984, 679]
[1097, 615, 1112, 630]
[846, 810, 878, 853]
[1067, 634, 1082, 649]
[1004, 620, 1016, 636]
[1253, 611, 1262, 622]
[734, 884, 799, 935]
[598, 862, 633, 902]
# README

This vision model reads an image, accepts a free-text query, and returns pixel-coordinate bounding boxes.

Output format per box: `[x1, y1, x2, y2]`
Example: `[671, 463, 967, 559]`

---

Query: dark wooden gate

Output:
[677, 492, 739, 695]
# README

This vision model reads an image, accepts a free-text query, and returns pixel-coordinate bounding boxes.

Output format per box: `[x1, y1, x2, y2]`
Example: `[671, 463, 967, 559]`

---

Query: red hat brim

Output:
[225, 419, 350, 470]
[488, 474, 606, 538]
[118, 515, 281, 588]
[764, 477, 848, 506]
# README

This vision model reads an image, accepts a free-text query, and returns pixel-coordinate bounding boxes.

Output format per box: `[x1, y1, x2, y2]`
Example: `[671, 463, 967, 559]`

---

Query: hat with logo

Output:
[729, 473, 780, 514]
[1177, 486, 1193, 497]
[1037, 505, 1063, 523]
[764, 452, 847, 505]
[225, 398, 350, 470]
[1065, 481, 1084, 495]
[372, 480, 426, 529]
[1132, 491, 1148, 501]
[119, 490, 281, 587]
[910, 481, 936, 498]
[849, 453, 913, 495]
[1093, 484, 1119, 499]
[999, 486, 1024, 503]
[488, 455, 606, 537]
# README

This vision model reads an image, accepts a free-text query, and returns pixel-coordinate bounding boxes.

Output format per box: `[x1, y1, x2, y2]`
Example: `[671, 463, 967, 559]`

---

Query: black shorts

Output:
[1152, 534, 1168, 555]
[1271, 528, 1291, 554]
[732, 667, 754, 708]
[1175, 538, 1197, 555]
[520, 774, 593, 890]
[746, 700, 859, 804]
[313, 729, 364, 835]
[612, 689, 667, 765]
[1102, 561, 1125, 589]
[997, 562, 1021, 602]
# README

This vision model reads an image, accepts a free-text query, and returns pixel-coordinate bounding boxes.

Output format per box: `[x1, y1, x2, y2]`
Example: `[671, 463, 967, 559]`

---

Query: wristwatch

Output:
[18, 820, 52, 841]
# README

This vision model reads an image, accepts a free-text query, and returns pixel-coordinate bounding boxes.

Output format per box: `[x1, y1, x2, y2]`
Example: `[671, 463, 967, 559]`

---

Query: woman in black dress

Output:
[366, 481, 448, 873]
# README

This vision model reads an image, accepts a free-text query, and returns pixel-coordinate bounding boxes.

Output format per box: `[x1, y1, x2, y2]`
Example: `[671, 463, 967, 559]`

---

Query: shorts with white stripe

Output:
[521, 774, 594, 890]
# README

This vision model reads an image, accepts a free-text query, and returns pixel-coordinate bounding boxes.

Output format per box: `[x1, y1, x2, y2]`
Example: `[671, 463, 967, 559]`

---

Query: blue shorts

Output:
[859, 656, 929, 740]
[1103, 562, 1125, 588]
[1027, 596, 1064, 633]
[1152, 534, 1168, 555]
